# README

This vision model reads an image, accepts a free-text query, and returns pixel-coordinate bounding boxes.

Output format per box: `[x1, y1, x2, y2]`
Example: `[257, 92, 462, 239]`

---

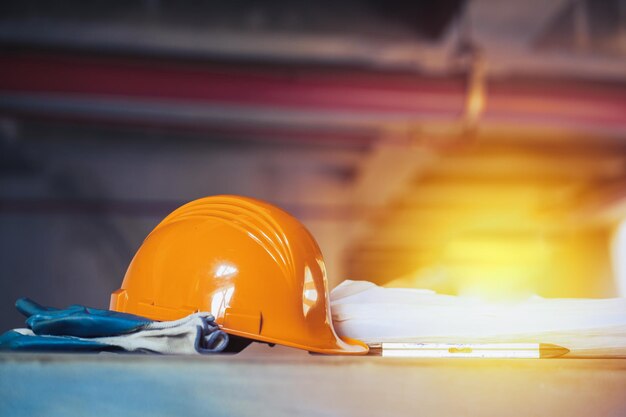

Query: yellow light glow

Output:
[381, 169, 613, 299]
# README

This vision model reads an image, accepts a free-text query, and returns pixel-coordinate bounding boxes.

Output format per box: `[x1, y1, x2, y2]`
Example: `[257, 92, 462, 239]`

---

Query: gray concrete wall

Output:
[0, 124, 363, 330]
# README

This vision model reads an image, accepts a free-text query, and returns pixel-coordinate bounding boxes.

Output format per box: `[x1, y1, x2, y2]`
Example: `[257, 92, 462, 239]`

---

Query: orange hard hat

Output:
[110, 195, 368, 355]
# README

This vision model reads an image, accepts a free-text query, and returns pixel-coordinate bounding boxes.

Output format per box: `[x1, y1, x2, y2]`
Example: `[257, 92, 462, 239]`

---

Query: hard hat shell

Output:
[110, 195, 368, 355]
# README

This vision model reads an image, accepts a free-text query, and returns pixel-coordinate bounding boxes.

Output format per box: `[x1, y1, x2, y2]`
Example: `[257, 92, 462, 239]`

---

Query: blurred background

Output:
[0, 0, 625, 330]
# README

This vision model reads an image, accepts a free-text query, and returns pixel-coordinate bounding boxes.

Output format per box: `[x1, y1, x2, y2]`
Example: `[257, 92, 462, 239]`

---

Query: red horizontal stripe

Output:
[0, 52, 465, 114]
[1, 51, 624, 129]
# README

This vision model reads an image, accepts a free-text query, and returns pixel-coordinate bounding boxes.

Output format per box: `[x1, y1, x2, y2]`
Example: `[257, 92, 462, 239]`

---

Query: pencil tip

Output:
[539, 343, 569, 358]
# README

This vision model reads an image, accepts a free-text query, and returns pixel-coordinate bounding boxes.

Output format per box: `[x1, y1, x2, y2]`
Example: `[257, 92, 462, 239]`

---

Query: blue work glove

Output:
[0, 329, 114, 352]
[0, 298, 229, 354]
[16, 298, 152, 337]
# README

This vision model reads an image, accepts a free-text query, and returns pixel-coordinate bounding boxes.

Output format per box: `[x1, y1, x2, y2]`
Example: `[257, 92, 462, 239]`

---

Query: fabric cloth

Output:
[0, 298, 228, 354]
[330, 280, 626, 357]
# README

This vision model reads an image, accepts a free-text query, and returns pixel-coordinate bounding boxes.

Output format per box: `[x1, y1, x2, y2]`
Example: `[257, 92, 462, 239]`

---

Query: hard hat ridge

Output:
[154, 197, 296, 282]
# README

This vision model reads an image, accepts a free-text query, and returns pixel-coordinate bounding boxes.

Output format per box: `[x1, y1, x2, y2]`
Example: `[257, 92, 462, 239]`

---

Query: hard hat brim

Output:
[222, 326, 369, 355]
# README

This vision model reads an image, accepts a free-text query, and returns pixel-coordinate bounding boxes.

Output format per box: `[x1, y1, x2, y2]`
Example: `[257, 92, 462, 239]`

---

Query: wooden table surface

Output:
[1, 344, 625, 417]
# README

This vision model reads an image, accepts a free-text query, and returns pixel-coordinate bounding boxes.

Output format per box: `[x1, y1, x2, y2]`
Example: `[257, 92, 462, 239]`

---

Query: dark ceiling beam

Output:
[1, 51, 625, 139]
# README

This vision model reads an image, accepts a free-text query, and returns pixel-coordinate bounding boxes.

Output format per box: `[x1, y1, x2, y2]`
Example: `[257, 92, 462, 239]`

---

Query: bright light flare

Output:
[612, 219, 626, 297]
